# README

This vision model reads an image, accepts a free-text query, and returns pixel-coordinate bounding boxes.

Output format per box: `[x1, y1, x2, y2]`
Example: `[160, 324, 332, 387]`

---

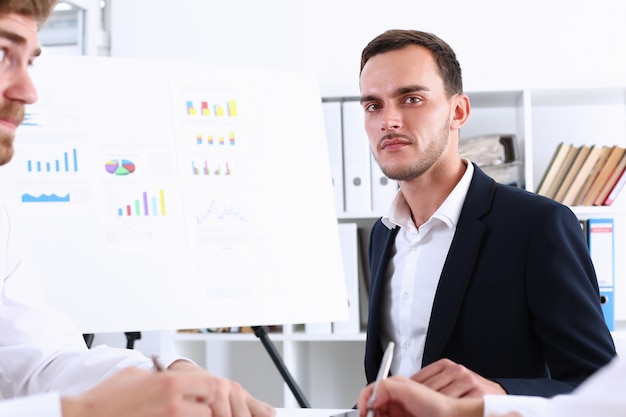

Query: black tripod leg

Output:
[252, 326, 311, 408]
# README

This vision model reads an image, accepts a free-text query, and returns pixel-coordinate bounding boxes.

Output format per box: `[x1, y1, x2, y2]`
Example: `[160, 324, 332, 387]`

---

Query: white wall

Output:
[108, 0, 626, 94]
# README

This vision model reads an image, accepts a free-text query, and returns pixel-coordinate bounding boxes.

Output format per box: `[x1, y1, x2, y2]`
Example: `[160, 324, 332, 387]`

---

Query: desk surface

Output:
[276, 409, 354, 417]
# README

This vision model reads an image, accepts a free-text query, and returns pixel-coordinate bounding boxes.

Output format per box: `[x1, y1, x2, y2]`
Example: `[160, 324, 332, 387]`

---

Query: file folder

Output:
[322, 101, 345, 214]
[333, 223, 361, 334]
[587, 218, 615, 331]
[342, 101, 372, 213]
[370, 152, 398, 215]
[600, 288, 615, 332]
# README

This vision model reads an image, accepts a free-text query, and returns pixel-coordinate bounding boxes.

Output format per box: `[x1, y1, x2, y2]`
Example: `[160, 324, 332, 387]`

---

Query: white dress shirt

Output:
[0, 201, 154, 415]
[0, 392, 62, 417]
[484, 356, 626, 417]
[380, 161, 473, 377]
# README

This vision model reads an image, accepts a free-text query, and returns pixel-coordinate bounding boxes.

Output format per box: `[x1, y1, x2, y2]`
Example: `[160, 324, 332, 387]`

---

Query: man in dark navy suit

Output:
[359, 29, 616, 398]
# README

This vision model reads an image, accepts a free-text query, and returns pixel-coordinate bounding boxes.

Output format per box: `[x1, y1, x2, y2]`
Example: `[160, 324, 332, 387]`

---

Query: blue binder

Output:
[587, 218, 615, 331]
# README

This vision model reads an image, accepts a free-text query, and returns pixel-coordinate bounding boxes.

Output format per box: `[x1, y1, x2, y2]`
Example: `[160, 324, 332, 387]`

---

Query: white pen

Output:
[366, 341, 395, 417]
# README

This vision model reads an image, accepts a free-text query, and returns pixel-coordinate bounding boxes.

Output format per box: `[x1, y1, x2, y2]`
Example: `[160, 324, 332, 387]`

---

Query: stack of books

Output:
[459, 134, 523, 187]
[536, 143, 626, 206]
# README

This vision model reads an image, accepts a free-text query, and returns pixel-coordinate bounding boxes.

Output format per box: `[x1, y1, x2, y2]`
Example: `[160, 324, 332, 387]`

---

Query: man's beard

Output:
[0, 133, 15, 166]
[0, 102, 25, 166]
[375, 123, 450, 182]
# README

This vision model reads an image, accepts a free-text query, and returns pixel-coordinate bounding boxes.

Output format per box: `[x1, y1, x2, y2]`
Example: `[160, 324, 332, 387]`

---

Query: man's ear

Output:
[450, 94, 470, 131]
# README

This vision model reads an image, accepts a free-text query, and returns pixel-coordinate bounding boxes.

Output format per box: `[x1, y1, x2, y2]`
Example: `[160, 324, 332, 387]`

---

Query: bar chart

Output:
[185, 99, 238, 117]
[115, 189, 167, 217]
[26, 148, 78, 173]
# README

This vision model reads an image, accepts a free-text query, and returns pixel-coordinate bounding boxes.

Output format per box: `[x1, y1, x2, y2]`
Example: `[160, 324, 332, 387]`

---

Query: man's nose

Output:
[4, 67, 39, 105]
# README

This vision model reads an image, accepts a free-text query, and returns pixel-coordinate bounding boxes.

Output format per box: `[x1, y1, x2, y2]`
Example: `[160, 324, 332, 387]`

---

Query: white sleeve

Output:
[483, 394, 549, 417]
[484, 357, 626, 417]
[0, 203, 152, 398]
[542, 357, 626, 417]
[0, 392, 62, 417]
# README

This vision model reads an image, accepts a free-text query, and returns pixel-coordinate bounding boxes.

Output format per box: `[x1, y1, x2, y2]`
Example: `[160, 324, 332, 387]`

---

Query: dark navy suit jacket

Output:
[365, 164, 616, 397]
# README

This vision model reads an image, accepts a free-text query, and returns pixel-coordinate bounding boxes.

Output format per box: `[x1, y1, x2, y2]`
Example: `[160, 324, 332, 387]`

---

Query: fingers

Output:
[412, 359, 471, 396]
[169, 369, 274, 417]
[357, 377, 455, 417]
[356, 382, 375, 413]
[411, 359, 505, 398]
[411, 358, 453, 384]
[246, 395, 276, 417]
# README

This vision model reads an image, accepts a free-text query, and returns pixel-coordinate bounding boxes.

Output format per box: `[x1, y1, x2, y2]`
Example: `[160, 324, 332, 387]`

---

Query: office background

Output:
[46, 0, 626, 95]
[36, 0, 626, 407]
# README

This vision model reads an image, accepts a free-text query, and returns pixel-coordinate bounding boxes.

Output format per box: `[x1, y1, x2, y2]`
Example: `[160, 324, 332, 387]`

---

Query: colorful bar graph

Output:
[194, 132, 235, 146]
[116, 189, 166, 217]
[185, 100, 238, 117]
[191, 161, 231, 176]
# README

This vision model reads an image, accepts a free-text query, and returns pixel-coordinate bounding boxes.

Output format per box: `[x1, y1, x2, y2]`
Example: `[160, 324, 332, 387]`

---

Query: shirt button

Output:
[404, 340, 412, 348]
[402, 292, 410, 300]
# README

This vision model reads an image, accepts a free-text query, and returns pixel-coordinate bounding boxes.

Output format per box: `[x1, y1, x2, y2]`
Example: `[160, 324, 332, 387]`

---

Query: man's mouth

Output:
[380, 136, 410, 150]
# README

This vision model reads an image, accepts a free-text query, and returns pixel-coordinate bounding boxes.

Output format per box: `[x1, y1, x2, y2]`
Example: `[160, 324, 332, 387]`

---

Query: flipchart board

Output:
[0, 54, 348, 333]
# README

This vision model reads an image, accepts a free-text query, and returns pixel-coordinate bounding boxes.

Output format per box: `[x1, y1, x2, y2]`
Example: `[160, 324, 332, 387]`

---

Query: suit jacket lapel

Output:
[369, 225, 398, 337]
[422, 165, 496, 366]
[365, 222, 399, 381]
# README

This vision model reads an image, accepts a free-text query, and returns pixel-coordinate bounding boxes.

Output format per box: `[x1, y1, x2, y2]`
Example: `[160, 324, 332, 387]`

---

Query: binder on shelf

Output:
[332, 223, 361, 334]
[581, 146, 626, 206]
[370, 153, 398, 215]
[593, 150, 626, 206]
[536, 142, 573, 197]
[561, 145, 604, 206]
[322, 100, 345, 213]
[554, 144, 591, 203]
[600, 288, 615, 333]
[574, 146, 612, 206]
[342, 101, 372, 213]
[587, 218, 615, 331]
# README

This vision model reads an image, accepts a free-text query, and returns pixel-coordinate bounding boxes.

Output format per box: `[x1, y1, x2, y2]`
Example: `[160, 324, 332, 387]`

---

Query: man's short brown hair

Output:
[361, 29, 464, 97]
[0, 0, 57, 27]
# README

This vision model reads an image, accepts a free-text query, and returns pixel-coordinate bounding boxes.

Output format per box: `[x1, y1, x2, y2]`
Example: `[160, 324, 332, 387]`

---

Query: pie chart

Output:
[105, 159, 136, 175]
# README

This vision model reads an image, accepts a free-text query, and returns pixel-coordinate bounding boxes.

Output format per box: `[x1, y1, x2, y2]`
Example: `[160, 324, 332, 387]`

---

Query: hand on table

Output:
[411, 358, 506, 398]
[62, 361, 275, 417]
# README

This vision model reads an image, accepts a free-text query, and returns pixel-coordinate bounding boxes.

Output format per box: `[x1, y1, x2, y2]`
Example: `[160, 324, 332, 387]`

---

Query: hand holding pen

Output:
[366, 341, 395, 417]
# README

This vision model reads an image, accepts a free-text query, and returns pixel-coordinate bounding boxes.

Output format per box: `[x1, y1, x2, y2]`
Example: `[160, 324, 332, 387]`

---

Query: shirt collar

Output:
[381, 160, 474, 231]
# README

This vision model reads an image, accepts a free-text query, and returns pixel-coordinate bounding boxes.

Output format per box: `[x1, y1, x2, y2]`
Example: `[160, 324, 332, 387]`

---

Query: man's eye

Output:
[364, 103, 379, 112]
[405, 97, 421, 104]
[0, 49, 6, 62]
